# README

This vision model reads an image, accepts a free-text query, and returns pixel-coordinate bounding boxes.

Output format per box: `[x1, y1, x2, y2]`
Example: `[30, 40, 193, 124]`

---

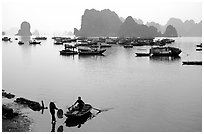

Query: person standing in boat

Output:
[49, 102, 58, 123]
[73, 97, 85, 111]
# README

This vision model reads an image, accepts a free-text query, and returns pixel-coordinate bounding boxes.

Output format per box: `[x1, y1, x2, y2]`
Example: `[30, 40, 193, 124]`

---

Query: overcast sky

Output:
[2, 0, 202, 34]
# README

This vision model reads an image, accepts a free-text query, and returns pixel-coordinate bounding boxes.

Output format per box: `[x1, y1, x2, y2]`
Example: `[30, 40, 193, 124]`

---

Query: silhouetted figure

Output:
[49, 102, 58, 123]
[16, 21, 32, 36]
[73, 97, 85, 111]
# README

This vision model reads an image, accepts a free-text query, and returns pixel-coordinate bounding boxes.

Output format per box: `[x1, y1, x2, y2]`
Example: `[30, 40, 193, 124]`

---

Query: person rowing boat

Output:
[70, 97, 85, 111]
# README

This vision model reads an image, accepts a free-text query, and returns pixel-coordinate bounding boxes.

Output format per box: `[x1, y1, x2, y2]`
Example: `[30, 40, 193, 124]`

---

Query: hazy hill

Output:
[75, 9, 201, 37]
[77, 9, 122, 37]
[147, 18, 202, 36]
[118, 16, 161, 38]
[163, 25, 178, 37]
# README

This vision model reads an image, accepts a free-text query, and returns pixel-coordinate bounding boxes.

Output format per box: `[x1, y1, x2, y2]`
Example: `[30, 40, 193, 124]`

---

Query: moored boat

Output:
[150, 46, 181, 56]
[182, 61, 202, 65]
[135, 53, 150, 57]
[18, 41, 24, 45]
[29, 40, 41, 44]
[60, 45, 78, 55]
[33, 37, 47, 40]
[78, 46, 106, 55]
[2, 37, 11, 41]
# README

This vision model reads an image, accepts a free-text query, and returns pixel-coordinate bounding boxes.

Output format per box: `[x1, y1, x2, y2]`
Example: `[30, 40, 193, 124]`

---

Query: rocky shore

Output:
[2, 89, 45, 132]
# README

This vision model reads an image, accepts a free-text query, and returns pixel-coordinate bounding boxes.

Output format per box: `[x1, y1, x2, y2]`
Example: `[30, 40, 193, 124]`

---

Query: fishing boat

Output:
[60, 44, 78, 55]
[18, 41, 24, 45]
[182, 61, 202, 65]
[135, 53, 150, 57]
[78, 46, 106, 55]
[2, 37, 11, 41]
[65, 104, 92, 118]
[150, 46, 181, 56]
[33, 37, 47, 40]
[29, 40, 41, 44]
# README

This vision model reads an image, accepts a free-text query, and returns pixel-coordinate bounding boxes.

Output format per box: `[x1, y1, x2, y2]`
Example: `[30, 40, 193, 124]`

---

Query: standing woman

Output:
[49, 102, 58, 123]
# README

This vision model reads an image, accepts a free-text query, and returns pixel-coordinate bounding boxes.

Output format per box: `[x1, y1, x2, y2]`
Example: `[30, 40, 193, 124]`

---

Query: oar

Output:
[92, 107, 102, 112]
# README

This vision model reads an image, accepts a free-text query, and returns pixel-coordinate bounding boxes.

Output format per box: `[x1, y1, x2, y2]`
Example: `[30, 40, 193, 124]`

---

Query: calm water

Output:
[2, 37, 202, 132]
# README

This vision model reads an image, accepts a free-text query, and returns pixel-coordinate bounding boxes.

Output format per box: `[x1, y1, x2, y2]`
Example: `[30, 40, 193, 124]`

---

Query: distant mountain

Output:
[76, 9, 201, 37]
[16, 21, 32, 36]
[74, 28, 80, 36]
[77, 9, 122, 37]
[147, 18, 202, 37]
[146, 22, 165, 33]
[163, 25, 178, 37]
[120, 17, 125, 22]
[32, 30, 40, 36]
[134, 18, 143, 24]
[118, 16, 161, 38]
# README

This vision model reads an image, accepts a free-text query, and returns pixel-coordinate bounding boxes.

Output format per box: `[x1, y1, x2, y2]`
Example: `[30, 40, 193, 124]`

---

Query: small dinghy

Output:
[65, 104, 92, 118]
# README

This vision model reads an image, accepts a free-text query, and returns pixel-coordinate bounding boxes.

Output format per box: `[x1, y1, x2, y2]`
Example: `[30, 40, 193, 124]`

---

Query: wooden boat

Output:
[2, 37, 11, 41]
[60, 45, 78, 55]
[196, 48, 202, 51]
[65, 104, 92, 118]
[60, 49, 78, 55]
[29, 40, 41, 44]
[18, 41, 24, 45]
[196, 43, 202, 48]
[135, 53, 150, 57]
[78, 46, 106, 55]
[33, 37, 47, 40]
[182, 61, 202, 65]
[78, 49, 106, 55]
[150, 46, 181, 56]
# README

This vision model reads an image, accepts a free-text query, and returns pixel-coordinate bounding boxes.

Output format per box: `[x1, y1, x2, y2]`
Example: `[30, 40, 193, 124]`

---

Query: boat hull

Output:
[65, 104, 92, 118]
[150, 46, 181, 56]
[60, 50, 78, 55]
[78, 49, 106, 55]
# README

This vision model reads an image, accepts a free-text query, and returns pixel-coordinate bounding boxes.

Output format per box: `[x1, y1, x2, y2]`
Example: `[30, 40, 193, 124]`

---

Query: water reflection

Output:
[149, 56, 181, 62]
[78, 55, 105, 60]
[65, 111, 100, 128]
[51, 122, 63, 132]
[20, 36, 31, 44]
[51, 121, 56, 132]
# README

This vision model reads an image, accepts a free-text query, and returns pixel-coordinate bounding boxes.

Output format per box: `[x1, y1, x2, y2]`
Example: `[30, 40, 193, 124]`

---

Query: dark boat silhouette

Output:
[29, 40, 41, 44]
[65, 104, 92, 118]
[150, 46, 181, 56]
[78, 46, 106, 55]
[65, 111, 92, 128]
[60, 44, 78, 55]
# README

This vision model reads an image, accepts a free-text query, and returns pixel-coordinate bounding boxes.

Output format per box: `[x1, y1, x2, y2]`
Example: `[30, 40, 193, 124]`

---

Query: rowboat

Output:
[65, 104, 92, 118]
